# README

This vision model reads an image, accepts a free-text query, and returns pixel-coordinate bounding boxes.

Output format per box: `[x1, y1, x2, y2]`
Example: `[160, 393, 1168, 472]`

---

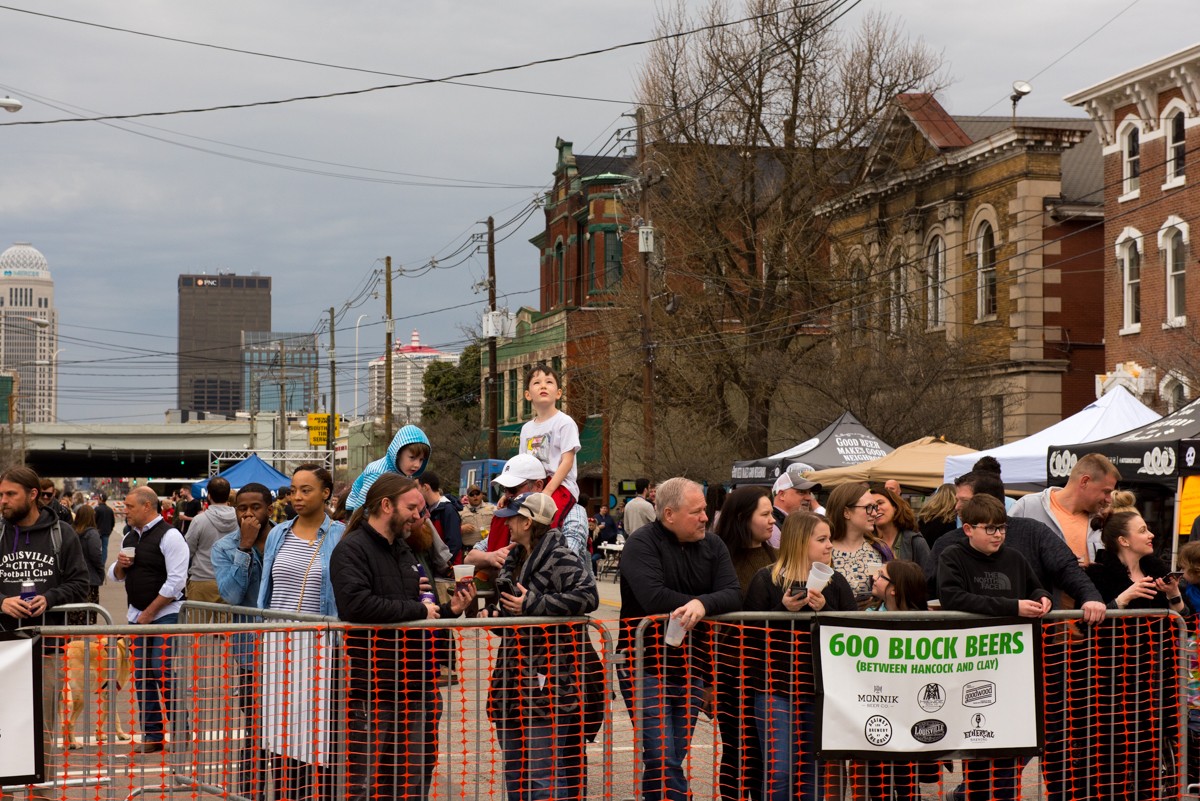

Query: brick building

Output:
[483, 139, 636, 504]
[1066, 44, 1200, 412]
[820, 94, 1106, 445]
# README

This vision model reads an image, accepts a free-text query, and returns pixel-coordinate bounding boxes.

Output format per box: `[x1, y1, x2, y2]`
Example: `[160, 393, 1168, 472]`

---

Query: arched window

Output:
[1168, 110, 1186, 182]
[850, 259, 868, 333]
[888, 256, 906, 334]
[925, 237, 945, 328]
[554, 241, 565, 306]
[1124, 126, 1141, 194]
[1116, 234, 1142, 331]
[1166, 227, 1187, 323]
[977, 222, 997, 318]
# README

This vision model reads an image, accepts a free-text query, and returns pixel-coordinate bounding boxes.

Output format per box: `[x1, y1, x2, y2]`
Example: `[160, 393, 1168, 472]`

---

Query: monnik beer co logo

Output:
[917, 683, 946, 713]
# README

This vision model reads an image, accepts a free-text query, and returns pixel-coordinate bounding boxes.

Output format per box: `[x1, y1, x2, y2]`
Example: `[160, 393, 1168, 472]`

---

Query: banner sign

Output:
[307, 414, 339, 448]
[0, 633, 44, 783]
[814, 617, 1041, 760]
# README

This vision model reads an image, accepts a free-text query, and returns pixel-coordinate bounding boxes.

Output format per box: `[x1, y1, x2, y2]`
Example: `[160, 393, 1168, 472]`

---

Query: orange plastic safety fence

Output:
[23, 611, 1188, 800]
[32, 616, 610, 800]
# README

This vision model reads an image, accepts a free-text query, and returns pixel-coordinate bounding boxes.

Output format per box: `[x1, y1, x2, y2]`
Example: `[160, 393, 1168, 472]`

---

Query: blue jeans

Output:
[754, 692, 818, 801]
[619, 668, 704, 801]
[133, 612, 178, 743]
[496, 714, 585, 800]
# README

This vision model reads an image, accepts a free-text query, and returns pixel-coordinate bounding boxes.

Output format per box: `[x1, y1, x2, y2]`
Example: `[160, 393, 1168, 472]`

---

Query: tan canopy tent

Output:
[804, 436, 977, 491]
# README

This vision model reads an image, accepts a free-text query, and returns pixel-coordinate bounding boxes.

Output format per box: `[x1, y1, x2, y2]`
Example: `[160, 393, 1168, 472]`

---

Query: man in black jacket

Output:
[330, 473, 475, 801]
[618, 477, 741, 801]
[0, 465, 88, 768]
[94, 493, 116, 570]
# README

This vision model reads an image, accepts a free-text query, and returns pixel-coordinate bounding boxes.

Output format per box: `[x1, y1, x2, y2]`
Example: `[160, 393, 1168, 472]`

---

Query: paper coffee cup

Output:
[664, 616, 686, 647]
[807, 562, 834, 593]
[453, 564, 475, 587]
[120, 546, 136, 560]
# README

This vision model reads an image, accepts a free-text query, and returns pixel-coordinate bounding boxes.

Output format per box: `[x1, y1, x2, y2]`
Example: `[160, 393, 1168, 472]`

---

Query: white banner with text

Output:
[0, 633, 43, 784]
[814, 617, 1041, 760]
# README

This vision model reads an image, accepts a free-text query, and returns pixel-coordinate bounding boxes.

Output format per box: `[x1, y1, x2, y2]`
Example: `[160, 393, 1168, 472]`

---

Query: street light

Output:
[0, 96, 21, 113]
[354, 313, 375, 419]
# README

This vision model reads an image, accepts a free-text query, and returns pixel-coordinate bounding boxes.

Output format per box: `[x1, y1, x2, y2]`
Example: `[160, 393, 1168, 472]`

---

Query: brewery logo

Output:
[911, 719, 947, 744]
[857, 684, 899, 709]
[917, 682, 946, 713]
[963, 712, 995, 742]
[864, 715, 892, 746]
[962, 680, 996, 708]
[1187, 446, 1196, 468]
[1048, 449, 1078, 478]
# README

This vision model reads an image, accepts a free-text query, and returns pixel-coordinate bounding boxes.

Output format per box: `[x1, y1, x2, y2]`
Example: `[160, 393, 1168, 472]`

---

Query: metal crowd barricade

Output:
[15, 603, 615, 800]
[12, 606, 1189, 800]
[626, 609, 1189, 801]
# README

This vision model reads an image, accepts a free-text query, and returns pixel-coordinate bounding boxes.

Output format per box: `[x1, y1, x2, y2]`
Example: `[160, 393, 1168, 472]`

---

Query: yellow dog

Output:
[60, 637, 133, 748]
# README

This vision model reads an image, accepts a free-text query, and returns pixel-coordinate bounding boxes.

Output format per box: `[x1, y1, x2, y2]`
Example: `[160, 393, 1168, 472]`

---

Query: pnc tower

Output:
[177, 273, 271, 417]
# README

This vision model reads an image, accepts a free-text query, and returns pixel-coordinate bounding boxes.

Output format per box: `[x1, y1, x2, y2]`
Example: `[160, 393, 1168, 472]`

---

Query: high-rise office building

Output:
[178, 273, 271, 418]
[368, 330, 457, 424]
[241, 331, 320, 413]
[0, 243, 58, 423]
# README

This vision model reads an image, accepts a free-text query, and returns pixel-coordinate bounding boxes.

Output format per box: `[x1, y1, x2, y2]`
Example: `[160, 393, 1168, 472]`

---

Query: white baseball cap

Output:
[492, 453, 548, 488]
[772, 464, 821, 495]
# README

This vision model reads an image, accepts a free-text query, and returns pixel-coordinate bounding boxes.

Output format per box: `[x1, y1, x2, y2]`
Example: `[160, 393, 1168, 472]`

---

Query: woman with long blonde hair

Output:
[744, 513, 855, 800]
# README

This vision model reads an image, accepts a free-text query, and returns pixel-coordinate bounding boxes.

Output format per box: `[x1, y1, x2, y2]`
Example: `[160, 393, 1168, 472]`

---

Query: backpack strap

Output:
[52, 519, 62, 557]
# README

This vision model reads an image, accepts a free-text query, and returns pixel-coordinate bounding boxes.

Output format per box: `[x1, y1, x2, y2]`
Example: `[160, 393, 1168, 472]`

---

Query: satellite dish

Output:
[1012, 80, 1033, 97]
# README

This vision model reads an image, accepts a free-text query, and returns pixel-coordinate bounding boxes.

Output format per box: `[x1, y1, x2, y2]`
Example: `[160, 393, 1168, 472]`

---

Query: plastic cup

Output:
[120, 546, 136, 561]
[927, 599, 942, 610]
[807, 562, 834, 593]
[664, 616, 686, 647]
[453, 564, 475, 591]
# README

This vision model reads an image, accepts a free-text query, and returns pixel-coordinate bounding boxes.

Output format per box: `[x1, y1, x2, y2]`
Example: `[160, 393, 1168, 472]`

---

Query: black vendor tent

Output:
[731, 411, 894, 486]
[1047, 396, 1200, 488]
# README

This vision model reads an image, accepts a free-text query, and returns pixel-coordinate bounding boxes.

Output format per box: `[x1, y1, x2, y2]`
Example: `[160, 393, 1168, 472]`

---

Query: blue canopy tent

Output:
[191, 454, 290, 499]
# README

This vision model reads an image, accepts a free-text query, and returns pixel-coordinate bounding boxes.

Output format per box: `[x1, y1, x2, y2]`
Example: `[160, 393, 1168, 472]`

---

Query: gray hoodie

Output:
[186, 504, 238, 582]
[1009, 487, 1103, 562]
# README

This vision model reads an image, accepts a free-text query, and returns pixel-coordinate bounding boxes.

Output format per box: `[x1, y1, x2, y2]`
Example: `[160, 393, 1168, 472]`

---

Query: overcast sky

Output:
[0, 0, 1194, 426]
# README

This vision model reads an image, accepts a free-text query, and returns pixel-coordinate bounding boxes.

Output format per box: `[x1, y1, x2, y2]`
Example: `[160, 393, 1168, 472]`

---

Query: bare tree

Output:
[615, 0, 945, 458]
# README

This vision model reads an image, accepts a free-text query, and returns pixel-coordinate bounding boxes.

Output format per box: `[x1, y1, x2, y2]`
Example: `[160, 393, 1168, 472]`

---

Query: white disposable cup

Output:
[453, 564, 475, 587]
[807, 562, 834, 593]
[120, 546, 136, 561]
[664, 616, 686, 647]
[927, 599, 942, 610]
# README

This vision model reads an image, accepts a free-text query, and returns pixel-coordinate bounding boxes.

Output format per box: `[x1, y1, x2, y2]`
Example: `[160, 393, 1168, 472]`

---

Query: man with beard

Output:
[331, 473, 476, 800]
[0, 465, 87, 780]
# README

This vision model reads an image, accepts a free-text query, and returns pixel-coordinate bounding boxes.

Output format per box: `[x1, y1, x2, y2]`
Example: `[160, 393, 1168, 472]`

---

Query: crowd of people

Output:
[0, 361, 1192, 800]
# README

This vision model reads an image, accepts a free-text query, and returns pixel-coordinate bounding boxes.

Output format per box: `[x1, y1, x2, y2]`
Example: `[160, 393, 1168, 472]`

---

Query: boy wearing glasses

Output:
[937, 493, 1051, 801]
[938, 494, 1052, 618]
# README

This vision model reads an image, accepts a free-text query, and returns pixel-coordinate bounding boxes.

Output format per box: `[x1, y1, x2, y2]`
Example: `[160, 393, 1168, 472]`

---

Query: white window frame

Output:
[1119, 121, 1142, 201]
[1162, 102, 1188, 190]
[976, 221, 998, 321]
[887, 255, 906, 335]
[1159, 216, 1190, 328]
[925, 235, 946, 330]
[1116, 227, 1144, 334]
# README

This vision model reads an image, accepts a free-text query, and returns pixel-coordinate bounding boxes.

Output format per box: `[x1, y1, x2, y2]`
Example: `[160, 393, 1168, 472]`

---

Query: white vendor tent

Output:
[942, 386, 1161, 486]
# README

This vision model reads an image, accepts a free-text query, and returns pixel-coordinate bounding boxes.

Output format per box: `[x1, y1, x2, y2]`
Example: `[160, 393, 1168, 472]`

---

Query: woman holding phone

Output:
[744, 512, 855, 801]
[1085, 509, 1183, 800]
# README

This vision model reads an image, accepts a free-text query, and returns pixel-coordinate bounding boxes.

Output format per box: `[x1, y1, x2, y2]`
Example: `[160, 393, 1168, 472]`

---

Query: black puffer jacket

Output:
[330, 520, 457, 702]
[489, 528, 598, 720]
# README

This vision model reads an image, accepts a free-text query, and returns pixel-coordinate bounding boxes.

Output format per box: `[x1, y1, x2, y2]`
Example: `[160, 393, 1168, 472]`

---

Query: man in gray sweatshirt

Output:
[185, 477, 238, 603]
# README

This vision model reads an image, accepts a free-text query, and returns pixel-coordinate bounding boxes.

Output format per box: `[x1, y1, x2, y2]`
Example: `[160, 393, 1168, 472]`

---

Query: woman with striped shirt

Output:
[257, 463, 344, 800]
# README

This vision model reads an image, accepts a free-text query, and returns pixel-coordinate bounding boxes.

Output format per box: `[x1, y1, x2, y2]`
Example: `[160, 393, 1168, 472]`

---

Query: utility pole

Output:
[384, 256, 394, 443]
[328, 307, 337, 468]
[637, 106, 655, 476]
[278, 339, 287, 453]
[487, 216, 498, 459]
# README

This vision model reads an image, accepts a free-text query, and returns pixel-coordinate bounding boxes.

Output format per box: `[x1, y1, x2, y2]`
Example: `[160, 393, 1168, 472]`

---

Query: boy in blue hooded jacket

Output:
[346, 425, 431, 511]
